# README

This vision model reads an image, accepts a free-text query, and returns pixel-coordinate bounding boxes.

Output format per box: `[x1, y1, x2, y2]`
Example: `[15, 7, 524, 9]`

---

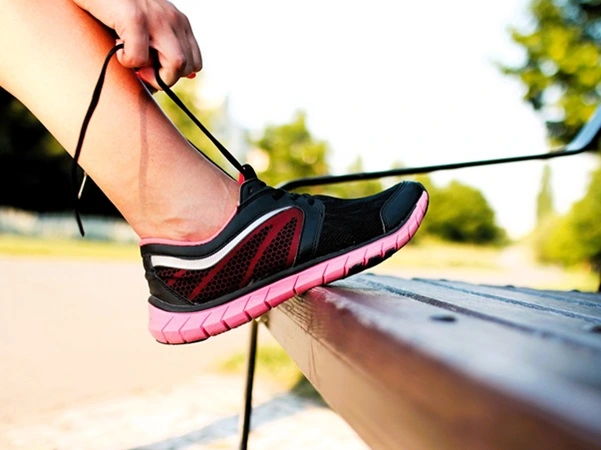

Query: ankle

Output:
[142, 211, 235, 242]
[134, 178, 239, 242]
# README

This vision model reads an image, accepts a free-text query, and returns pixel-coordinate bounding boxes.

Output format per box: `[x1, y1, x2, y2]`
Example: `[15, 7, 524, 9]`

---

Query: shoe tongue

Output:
[238, 165, 264, 202]
[239, 178, 265, 202]
[239, 164, 257, 183]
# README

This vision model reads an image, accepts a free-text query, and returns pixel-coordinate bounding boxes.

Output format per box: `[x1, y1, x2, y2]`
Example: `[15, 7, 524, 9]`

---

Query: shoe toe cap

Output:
[381, 181, 426, 231]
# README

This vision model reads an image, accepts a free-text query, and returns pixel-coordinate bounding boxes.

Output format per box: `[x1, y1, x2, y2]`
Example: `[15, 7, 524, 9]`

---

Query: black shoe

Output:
[141, 166, 428, 344]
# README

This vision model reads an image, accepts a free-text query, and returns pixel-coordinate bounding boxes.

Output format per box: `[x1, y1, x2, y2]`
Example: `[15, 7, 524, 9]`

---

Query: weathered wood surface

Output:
[265, 274, 601, 450]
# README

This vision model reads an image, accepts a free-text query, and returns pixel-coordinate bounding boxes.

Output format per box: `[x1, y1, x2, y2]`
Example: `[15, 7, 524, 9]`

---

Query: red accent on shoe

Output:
[154, 207, 304, 304]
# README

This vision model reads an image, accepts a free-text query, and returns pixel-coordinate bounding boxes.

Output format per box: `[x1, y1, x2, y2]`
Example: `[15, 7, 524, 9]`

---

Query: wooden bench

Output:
[236, 104, 601, 449]
[258, 274, 601, 450]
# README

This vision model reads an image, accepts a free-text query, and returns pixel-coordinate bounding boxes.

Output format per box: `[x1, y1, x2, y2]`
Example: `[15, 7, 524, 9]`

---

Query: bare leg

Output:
[0, 0, 238, 240]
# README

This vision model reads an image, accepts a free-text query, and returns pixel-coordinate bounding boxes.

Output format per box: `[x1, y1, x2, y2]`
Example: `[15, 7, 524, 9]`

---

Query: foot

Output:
[140, 165, 428, 344]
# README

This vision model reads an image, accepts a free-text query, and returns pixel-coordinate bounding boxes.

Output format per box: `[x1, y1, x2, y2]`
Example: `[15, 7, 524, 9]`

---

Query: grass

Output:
[0, 234, 139, 260]
[534, 269, 599, 292]
[374, 237, 599, 292]
[217, 343, 324, 402]
[380, 237, 504, 270]
[218, 343, 303, 388]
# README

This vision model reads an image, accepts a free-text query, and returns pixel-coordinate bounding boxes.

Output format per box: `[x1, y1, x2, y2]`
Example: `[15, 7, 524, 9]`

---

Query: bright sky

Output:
[174, 0, 598, 238]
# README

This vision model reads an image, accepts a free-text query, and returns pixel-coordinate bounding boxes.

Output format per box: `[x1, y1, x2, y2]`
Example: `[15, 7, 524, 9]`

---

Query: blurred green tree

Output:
[536, 166, 601, 269]
[564, 166, 601, 275]
[423, 180, 506, 244]
[502, 0, 601, 144]
[504, 0, 601, 278]
[252, 111, 330, 188]
[536, 164, 555, 224]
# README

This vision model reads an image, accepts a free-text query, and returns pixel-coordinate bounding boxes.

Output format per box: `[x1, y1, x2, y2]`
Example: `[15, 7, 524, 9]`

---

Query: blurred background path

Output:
[0, 256, 366, 449]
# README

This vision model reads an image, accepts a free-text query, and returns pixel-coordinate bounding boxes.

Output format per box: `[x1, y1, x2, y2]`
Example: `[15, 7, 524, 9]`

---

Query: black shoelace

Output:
[73, 45, 599, 236]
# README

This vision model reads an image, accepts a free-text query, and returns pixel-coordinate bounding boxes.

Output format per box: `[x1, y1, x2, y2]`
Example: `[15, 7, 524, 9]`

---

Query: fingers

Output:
[153, 25, 201, 88]
[152, 10, 202, 88]
[135, 29, 201, 91]
[138, 7, 202, 89]
[135, 36, 200, 90]
[188, 28, 203, 73]
[115, 9, 150, 69]
[75, 0, 202, 90]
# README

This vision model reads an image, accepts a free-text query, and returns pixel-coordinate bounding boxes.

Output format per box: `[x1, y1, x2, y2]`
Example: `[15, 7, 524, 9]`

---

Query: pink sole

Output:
[148, 192, 429, 344]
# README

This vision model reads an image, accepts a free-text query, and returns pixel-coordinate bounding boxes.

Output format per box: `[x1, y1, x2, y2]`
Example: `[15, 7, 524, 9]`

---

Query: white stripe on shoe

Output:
[150, 206, 292, 270]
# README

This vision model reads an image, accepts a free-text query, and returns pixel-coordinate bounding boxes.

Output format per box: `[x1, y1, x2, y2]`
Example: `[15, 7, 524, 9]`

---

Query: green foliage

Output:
[502, 0, 601, 145]
[506, 1, 601, 271]
[217, 343, 322, 401]
[568, 168, 601, 268]
[252, 111, 330, 187]
[0, 234, 138, 259]
[218, 344, 302, 387]
[422, 179, 506, 245]
[251, 113, 388, 197]
[535, 214, 578, 264]
[536, 164, 555, 224]
[537, 166, 601, 269]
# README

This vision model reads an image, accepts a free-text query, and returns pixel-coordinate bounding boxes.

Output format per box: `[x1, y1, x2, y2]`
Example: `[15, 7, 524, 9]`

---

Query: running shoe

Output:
[75, 45, 429, 345]
[140, 165, 428, 344]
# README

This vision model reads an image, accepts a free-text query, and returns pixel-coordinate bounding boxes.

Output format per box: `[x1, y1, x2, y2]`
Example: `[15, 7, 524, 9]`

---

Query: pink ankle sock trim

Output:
[139, 207, 238, 247]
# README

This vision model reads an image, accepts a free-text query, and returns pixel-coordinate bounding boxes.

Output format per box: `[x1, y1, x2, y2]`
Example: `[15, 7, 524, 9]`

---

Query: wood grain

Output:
[265, 275, 601, 450]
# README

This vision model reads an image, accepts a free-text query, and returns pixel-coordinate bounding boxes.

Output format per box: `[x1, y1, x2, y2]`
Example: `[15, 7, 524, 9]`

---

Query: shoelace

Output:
[245, 177, 315, 205]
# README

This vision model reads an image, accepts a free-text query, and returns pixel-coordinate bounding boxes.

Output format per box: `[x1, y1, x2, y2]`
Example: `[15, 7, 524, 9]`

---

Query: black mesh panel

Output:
[314, 190, 393, 258]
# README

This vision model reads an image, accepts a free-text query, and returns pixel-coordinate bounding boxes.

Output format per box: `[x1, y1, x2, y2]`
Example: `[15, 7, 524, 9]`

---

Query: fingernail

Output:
[187, 72, 197, 79]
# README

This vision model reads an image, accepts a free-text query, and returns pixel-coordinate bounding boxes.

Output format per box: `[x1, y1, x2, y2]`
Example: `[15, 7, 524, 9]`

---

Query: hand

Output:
[72, 0, 202, 89]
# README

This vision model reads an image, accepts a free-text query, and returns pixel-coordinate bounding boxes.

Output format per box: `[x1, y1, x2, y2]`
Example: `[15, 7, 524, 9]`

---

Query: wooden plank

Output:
[422, 278, 601, 319]
[373, 276, 601, 349]
[511, 285, 601, 304]
[265, 275, 601, 450]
